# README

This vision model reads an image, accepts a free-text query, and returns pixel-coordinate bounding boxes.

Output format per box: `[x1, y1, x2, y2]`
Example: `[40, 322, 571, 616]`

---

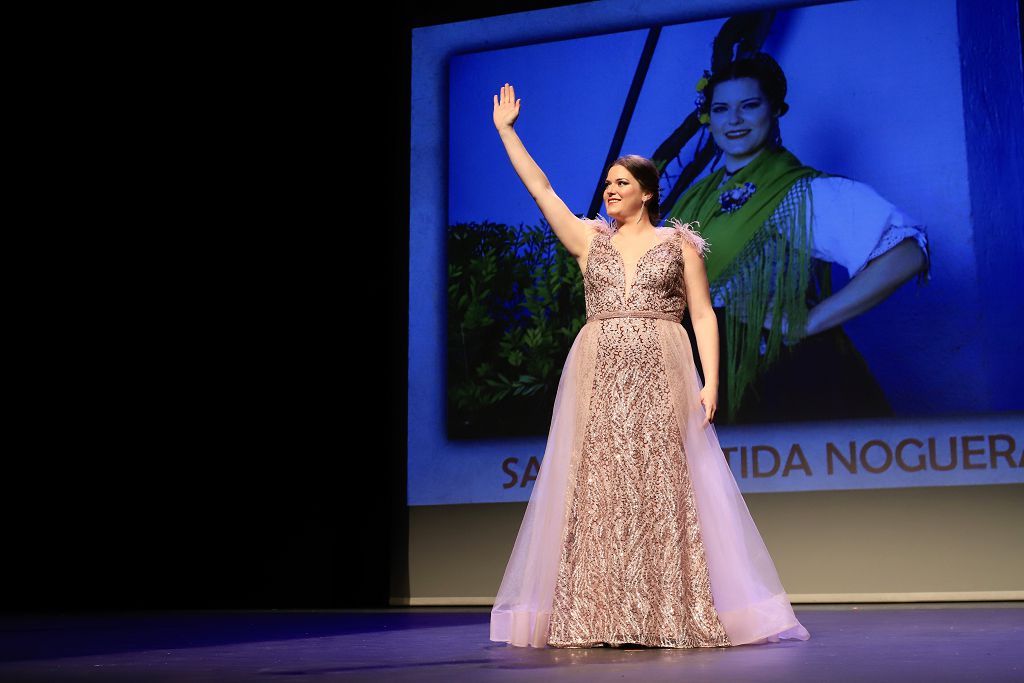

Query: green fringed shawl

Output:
[666, 146, 825, 422]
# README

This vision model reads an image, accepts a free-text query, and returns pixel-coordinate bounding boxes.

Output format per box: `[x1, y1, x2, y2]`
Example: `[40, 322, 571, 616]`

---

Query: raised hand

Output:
[493, 82, 521, 131]
[490, 83, 588, 259]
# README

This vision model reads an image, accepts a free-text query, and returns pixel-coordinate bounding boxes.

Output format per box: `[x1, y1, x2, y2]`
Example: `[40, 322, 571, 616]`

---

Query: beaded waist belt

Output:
[586, 309, 681, 324]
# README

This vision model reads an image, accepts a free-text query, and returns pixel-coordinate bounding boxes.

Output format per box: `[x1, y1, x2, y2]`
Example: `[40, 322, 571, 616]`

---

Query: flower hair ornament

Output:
[694, 69, 712, 125]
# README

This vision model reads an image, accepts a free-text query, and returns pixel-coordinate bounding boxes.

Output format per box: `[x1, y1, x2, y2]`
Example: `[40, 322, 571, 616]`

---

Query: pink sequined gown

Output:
[489, 218, 810, 649]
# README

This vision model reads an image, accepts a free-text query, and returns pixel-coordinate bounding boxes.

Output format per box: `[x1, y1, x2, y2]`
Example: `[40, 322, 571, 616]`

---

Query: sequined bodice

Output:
[584, 231, 687, 320]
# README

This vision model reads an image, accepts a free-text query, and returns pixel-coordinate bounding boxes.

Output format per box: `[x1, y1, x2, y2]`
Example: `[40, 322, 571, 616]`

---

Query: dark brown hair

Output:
[608, 154, 661, 225]
[701, 52, 790, 119]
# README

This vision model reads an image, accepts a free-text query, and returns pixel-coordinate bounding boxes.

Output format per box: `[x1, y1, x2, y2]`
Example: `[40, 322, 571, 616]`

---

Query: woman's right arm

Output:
[493, 83, 592, 259]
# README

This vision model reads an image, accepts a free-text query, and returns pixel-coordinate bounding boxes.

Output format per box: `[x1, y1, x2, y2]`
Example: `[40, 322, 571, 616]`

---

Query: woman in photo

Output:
[661, 53, 931, 424]
[488, 83, 809, 649]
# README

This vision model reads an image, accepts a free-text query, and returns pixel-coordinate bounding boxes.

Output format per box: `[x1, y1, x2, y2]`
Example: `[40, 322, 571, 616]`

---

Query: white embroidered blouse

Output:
[710, 175, 931, 308]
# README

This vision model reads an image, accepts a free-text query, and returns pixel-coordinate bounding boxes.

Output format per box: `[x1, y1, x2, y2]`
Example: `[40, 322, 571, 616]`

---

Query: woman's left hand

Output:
[699, 385, 718, 427]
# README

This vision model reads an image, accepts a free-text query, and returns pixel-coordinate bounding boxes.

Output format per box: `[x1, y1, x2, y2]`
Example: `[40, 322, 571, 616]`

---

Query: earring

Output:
[637, 199, 647, 224]
[771, 118, 783, 149]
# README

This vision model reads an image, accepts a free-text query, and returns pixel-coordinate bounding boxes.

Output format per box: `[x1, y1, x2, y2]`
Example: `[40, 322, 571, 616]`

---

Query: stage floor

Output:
[0, 603, 1021, 682]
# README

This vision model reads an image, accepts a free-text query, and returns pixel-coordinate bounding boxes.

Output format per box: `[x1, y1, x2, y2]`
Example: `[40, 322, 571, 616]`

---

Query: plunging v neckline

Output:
[607, 230, 672, 302]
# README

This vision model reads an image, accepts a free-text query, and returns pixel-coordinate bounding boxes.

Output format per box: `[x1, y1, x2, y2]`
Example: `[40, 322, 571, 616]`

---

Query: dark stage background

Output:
[2, 2, 593, 612]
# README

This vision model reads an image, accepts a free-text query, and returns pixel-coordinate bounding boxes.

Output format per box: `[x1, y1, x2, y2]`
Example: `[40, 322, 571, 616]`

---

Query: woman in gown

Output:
[488, 83, 810, 649]
[658, 53, 931, 424]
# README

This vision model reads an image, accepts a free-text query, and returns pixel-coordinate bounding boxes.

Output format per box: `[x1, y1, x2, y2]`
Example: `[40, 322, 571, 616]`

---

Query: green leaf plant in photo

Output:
[447, 220, 586, 439]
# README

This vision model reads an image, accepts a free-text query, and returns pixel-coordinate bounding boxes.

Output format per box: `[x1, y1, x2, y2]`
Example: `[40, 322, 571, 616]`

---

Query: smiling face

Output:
[708, 77, 775, 163]
[603, 165, 650, 222]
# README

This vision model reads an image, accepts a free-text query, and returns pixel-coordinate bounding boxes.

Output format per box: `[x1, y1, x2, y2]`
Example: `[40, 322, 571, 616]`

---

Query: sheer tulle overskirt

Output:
[659, 321, 809, 644]
[489, 326, 589, 647]
[489, 320, 809, 647]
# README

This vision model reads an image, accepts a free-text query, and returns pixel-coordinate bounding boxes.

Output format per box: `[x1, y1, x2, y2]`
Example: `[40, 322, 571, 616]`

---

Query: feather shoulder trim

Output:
[581, 214, 710, 257]
[663, 217, 710, 258]
[580, 214, 615, 235]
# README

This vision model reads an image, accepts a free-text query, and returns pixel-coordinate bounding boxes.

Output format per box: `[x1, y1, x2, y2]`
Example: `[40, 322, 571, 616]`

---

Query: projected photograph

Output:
[444, 6, 965, 439]
[411, 0, 1023, 505]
